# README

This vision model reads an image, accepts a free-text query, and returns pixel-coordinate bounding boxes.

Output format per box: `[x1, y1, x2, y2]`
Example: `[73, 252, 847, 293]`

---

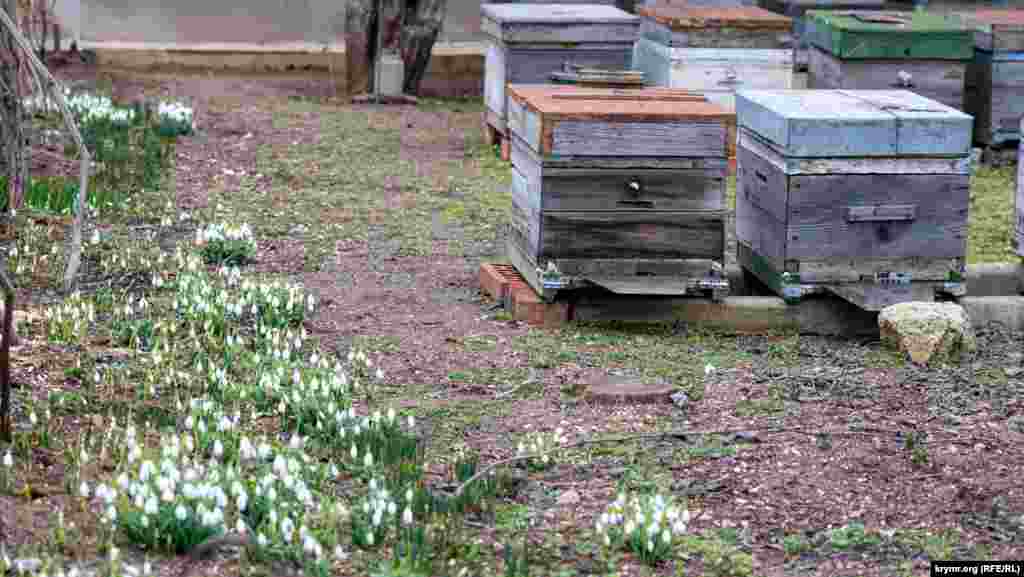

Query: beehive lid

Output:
[806, 10, 973, 60]
[637, 4, 792, 31]
[482, 3, 638, 25]
[509, 85, 733, 121]
[735, 89, 972, 157]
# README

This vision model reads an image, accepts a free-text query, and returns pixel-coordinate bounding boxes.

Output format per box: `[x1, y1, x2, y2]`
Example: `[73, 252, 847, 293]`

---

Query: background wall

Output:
[54, 0, 484, 47]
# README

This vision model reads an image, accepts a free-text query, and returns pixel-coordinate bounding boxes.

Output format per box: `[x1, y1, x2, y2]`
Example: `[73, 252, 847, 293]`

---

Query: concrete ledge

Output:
[80, 40, 486, 98]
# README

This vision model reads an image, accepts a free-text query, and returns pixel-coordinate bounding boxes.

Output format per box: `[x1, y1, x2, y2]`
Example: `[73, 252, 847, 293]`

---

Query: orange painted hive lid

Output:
[507, 85, 734, 122]
[637, 4, 792, 31]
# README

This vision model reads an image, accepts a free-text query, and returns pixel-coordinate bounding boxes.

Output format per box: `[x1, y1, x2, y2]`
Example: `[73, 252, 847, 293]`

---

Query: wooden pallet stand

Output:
[735, 89, 973, 312]
[805, 10, 974, 112]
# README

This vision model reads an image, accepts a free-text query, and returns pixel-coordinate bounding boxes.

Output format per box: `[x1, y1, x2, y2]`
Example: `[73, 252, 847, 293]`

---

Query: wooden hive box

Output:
[734, 89, 973, 311]
[1019, 116, 1024, 258]
[805, 10, 974, 111]
[758, 0, 886, 72]
[505, 84, 733, 301]
[482, 4, 640, 143]
[632, 4, 794, 157]
[963, 9, 1024, 147]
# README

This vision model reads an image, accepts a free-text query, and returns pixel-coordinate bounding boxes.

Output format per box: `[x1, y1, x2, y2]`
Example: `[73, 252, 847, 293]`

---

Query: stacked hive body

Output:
[631, 5, 793, 158]
[1019, 117, 1024, 259]
[505, 85, 732, 301]
[759, 0, 886, 72]
[805, 11, 973, 111]
[964, 9, 1024, 147]
[482, 4, 640, 154]
[735, 89, 973, 311]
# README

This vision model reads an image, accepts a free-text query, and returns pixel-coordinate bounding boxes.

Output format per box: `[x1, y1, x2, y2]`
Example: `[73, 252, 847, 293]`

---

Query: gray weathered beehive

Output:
[963, 9, 1024, 147]
[481, 4, 640, 143]
[1018, 117, 1024, 258]
[735, 89, 973, 310]
[505, 85, 733, 301]
[805, 10, 974, 111]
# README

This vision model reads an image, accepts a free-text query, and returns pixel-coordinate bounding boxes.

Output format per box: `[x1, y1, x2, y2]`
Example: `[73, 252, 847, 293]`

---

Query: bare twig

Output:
[0, 5, 90, 292]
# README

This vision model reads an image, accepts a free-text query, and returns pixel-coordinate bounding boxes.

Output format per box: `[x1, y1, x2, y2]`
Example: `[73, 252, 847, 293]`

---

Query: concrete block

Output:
[960, 296, 1024, 332]
[966, 263, 1024, 297]
[376, 51, 404, 96]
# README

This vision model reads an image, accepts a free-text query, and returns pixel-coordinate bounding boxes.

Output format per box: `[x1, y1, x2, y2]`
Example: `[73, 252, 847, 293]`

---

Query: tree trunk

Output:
[400, 0, 446, 95]
[1, 0, 25, 210]
[345, 0, 375, 95]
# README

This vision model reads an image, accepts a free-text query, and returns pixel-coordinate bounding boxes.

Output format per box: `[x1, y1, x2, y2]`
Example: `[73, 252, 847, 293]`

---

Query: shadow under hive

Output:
[504, 84, 732, 303]
[735, 89, 973, 311]
[805, 10, 974, 112]
[963, 8, 1024, 147]
[631, 4, 795, 159]
[481, 3, 640, 158]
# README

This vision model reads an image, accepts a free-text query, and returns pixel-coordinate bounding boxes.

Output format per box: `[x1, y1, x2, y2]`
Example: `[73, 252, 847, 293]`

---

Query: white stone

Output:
[878, 302, 977, 366]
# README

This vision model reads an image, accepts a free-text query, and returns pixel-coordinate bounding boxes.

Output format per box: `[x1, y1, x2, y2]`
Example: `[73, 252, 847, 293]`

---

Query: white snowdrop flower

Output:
[257, 532, 268, 547]
[406, 488, 414, 503]
[366, 531, 375, 546]
[2, 451, 11, 467]
[289, 435, 302, 450]
[350, 444, 358, 460]
[402, 506, 413, 526]
[387, 501, 397, 516]
[175, 504, 187, 521]
[213, 439, 224, 459]
[79, 481, 90, 498]
[603, 533, 611, 547]
[387, 407, 396, 424]
[363, 450, 373, 468]
[407, 415, 415, 428]
[704, 364, 715, 376]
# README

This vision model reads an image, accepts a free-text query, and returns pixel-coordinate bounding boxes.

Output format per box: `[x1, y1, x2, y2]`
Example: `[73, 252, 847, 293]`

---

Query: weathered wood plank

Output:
[539, 169, 725, 211]
[807, 46, 968, 111]
[540, 258, 722, 278]
[785, 172, 969, 261]
[634, 38, 794, 111]
[484, 41, 506, 118]
[481, 4, 640, 45]
[551, 119, 727, 157]
[736, 143, 789, 223]
[507, 97, 542, 154]
[735, 152, 788, 268]
[511, 131, 729, 170]
[639, 18, 794, 49]
[737, 126, 972, 174]
[539, 211, 725, 261]
[509, 166, 540, 259]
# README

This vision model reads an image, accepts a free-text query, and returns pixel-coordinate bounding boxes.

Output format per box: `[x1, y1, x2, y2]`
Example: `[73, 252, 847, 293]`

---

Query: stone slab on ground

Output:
[585, 374, 677, 406]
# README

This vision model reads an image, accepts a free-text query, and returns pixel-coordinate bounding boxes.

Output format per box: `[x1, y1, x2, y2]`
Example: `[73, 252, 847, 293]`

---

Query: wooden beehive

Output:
[735, 89, 973, 311]
[505, 84, 733, 301]
[482, 4, 640, 145]
[805, 10, 974, 111]
[632, 4, 794, 158]
[963, 9, 1024, 147]
[1018, 117, 1023, 258]
[759, 0, 886, 72]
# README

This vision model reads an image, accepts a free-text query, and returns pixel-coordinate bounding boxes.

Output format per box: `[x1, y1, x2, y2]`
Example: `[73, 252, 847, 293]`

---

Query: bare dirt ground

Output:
[10, 59, 1022, 576]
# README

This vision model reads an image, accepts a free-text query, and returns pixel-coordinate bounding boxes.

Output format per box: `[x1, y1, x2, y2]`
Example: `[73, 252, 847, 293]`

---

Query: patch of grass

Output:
[461, 334, 500, 352]
[734, 397, 783, 417]
[681, 530, 754, 577]
[352, 335, 404, 355]
[968, 165, 1017, 264]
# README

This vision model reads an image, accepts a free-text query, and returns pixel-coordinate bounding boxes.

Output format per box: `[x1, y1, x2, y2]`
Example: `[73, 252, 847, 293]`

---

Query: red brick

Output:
[511, 285, 571, 328]
[479, 263, 510, 301]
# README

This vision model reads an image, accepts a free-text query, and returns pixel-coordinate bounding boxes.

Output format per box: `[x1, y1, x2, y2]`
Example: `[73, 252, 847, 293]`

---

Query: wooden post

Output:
[1, 0, 25, 210]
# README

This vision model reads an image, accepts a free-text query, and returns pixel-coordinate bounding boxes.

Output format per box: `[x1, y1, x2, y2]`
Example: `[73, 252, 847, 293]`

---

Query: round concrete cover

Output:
[585, 374, 676, 405]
